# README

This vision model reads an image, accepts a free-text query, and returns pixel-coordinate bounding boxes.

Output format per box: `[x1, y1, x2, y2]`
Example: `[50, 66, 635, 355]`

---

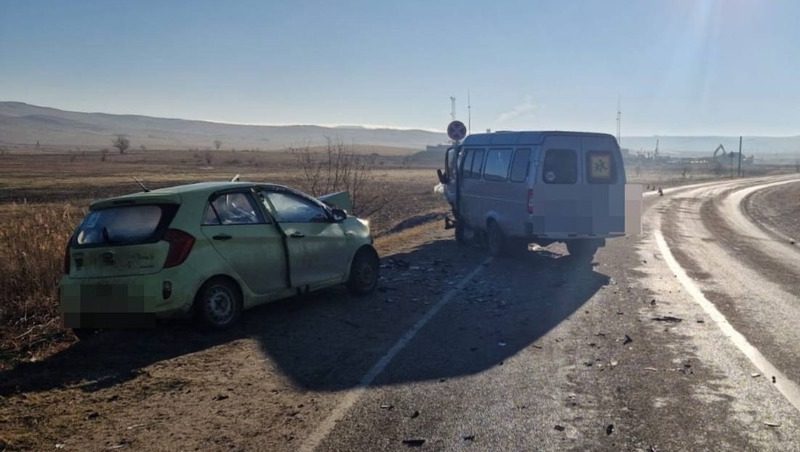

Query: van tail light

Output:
[163, 229, 195, 268]
[527, 189, 535, 214]
[63, 244, 71, 274]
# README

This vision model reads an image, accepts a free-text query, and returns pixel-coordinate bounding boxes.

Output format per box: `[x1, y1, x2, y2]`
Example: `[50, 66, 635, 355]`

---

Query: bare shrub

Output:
[112, 134, 130, 154]
[214, 140, 222, 151]
[292, 139, 392, 217]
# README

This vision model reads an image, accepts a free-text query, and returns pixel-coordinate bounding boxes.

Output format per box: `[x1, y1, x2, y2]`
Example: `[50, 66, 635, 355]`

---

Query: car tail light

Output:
[527, 189, 534, 214]
[63, 244, 71, 274]
[163, 229, 195, 268]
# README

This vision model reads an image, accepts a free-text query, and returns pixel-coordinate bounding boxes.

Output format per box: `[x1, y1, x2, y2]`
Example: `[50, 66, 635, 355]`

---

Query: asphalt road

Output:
[3, 174, 800, 451]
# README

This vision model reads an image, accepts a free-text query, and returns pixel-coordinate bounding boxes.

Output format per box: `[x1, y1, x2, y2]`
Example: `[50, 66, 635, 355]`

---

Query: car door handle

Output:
[289, 231, 305, 238]
[212, 234, 233, 241]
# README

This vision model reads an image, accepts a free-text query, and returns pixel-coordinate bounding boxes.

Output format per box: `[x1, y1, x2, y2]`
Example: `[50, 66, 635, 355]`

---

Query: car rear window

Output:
[586, 150, 617, 184]
[543, 149, 577, 184]
[75, 205, 174, 246]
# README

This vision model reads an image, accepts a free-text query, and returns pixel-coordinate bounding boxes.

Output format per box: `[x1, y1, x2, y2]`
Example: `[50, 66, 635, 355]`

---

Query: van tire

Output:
[347, 246, 380, 296]
[486, 221, 506, 257]
[566, 240, 601, 260]
[455, 222, 467, 245]
[194, 277, 242, 330]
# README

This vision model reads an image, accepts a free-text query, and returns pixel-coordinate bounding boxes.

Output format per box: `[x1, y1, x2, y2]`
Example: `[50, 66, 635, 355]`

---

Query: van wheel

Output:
[486, 221, 506, 257]
[455, 222, 467, 245]
[347, 247, 380, 295]
[195, 277, 242, 330]
[566, 240, 600, 260]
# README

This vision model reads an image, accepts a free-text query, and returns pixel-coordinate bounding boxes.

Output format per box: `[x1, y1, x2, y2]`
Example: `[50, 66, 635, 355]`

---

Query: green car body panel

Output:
[60, 182, 375, 328]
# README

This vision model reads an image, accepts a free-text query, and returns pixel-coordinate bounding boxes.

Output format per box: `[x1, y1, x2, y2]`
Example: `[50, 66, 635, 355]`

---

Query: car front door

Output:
[200, 190, 288, 296]
[260, 188, 348, 288]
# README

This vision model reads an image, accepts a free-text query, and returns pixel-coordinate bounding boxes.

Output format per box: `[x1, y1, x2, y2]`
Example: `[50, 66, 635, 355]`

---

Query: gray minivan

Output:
[437, 131, 627, 258]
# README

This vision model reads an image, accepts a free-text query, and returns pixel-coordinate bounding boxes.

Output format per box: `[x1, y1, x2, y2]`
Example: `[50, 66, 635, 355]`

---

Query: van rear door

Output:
[532, 135, 624, 237]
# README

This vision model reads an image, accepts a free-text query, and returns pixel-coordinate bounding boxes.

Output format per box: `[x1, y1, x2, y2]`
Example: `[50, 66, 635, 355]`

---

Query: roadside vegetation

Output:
[0, 146, 445, 369]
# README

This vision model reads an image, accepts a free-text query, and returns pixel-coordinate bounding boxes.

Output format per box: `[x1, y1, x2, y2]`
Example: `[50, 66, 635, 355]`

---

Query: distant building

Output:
[426, 144, 451, 153]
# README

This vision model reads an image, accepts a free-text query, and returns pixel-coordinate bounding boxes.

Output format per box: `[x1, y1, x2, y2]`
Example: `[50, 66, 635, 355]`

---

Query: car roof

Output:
[89, 181, 293, 209]
[461, 131, 616, 146]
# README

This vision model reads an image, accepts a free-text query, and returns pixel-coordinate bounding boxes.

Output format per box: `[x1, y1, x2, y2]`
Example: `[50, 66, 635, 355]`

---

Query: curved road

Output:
[3, 175, 800, 451]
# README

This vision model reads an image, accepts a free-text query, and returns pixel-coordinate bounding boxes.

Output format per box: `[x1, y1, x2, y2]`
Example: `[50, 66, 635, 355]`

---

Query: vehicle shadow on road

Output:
[249, 239, 609, 390]
[0, 238, 608, 396]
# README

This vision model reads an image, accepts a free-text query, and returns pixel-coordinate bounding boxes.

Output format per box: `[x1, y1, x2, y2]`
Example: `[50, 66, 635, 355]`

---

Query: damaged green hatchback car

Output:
[60, 182, 379, 336]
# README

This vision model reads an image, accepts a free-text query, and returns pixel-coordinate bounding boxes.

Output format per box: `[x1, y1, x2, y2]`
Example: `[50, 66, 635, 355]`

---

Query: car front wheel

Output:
[347, 247, 380, 295]
[195, 277, 242, 330]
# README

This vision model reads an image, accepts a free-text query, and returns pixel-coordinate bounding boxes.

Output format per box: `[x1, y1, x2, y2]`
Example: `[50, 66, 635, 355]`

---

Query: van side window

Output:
[542, 149, 577, 184]
[586, 151, 616, 184]
[465, 149, 485, 179]
[509, 148, 531, 182]
[483, 148, 513, 181]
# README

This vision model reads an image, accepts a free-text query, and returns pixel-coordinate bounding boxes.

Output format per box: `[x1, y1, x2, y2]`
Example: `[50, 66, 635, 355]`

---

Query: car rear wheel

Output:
[347, 247, 380, 295]
[72, 328, 100, 341]
[486, 220, 506, 257]
[566, 240, 601, 260]
[195, 277, 242, 330]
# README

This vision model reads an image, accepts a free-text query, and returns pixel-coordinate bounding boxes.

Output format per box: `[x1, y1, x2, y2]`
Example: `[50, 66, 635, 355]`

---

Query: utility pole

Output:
[467, 90, 472, 134]
[616, 96, 622, 146]
[737, 136, 743, 177]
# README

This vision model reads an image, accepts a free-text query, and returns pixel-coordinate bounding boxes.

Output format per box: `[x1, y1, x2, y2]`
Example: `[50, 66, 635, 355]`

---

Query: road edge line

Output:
[299, 256, 493, 452]
[654, 230, 800, 413]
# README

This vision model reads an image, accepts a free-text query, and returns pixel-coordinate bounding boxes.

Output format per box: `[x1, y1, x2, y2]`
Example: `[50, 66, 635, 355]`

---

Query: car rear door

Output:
[200, 190, 288, 296]
[260, 188, 347, 288]
[582, 135, 626, 235]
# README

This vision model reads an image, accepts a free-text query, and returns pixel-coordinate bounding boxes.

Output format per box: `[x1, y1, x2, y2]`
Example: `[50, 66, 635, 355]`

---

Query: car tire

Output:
[486, 220, 506, 257]
[347, 247, 380, 296]
[194, 277, 242, 330]
[566, 240, 601, 260]
[72, 328, 99, 341]
[455, 221, 467, 245]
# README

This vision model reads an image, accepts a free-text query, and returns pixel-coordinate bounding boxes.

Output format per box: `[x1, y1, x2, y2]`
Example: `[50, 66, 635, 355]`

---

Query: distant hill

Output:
[0, 101, 448, 152]
[2, 101, 799, 158]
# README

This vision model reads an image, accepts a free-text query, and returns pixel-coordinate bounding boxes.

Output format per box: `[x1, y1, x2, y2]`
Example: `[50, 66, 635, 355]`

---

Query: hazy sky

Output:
[2, 0, 799, 136]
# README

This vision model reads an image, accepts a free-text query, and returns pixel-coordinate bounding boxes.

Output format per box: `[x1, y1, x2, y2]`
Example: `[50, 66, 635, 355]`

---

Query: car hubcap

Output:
[358, 261, 375, 287]
[207, 286, 234, 324]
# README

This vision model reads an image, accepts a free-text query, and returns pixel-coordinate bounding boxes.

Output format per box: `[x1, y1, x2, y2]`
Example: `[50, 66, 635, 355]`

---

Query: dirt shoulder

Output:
[743, 179, 800, 242]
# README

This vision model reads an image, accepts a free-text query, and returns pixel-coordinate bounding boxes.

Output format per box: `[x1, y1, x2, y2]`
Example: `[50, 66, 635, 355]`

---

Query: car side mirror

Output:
[436, 168, 449, 184]
[331, 208, 347, 222]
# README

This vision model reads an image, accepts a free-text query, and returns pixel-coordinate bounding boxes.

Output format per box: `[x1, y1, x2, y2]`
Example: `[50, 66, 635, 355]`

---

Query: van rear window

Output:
[586, 151, 617, 183]
[543, 149, 577, 184]
[75, 205, 174, 246]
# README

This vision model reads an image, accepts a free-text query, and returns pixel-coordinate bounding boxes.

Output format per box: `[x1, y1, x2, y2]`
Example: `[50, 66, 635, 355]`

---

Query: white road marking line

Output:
[654, 230, 800, 412]
[299, 257, 493, 452]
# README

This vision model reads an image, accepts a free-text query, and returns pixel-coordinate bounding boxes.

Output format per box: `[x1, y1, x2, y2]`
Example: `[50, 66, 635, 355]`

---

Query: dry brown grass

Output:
[0, 203, 85, 366]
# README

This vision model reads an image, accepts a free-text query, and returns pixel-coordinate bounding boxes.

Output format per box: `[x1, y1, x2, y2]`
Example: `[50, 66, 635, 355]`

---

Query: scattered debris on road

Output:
[380, 404, 393, 410]
[554, 425, 566, 432]
[764, 421, 781, 428]
[652, 316, 683, 323]
[751, 373, 761, 378]
[410, 410, 420, 419]
[463, 434, 475, 442]
[623, 334, 633, 345]
[606, 424, 615, 435]
[402, 438, 426, 447]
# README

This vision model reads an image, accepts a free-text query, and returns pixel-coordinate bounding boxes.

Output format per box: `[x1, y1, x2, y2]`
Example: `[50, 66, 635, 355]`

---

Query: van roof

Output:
[461, 131, 616, 146]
